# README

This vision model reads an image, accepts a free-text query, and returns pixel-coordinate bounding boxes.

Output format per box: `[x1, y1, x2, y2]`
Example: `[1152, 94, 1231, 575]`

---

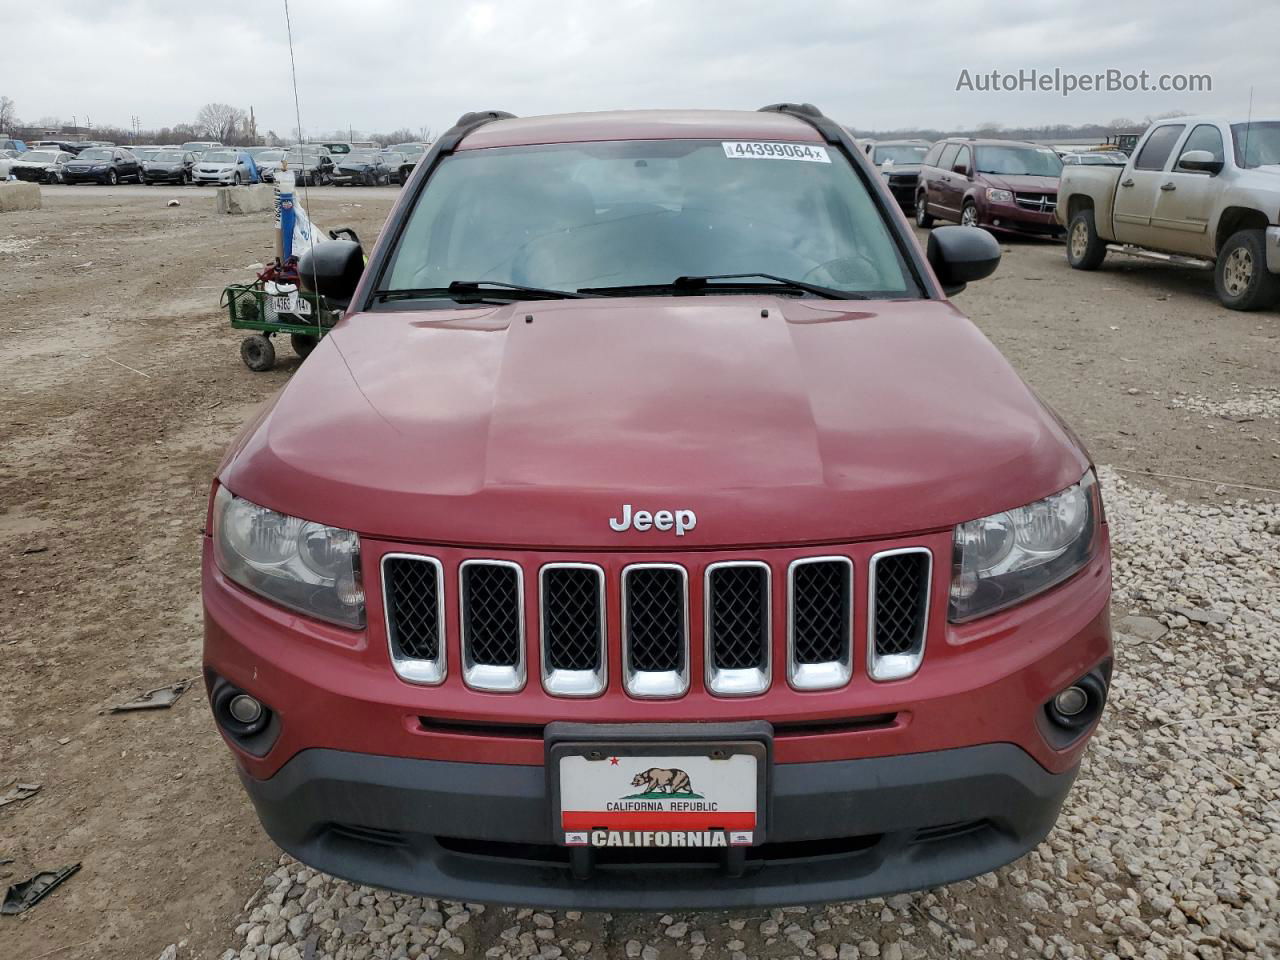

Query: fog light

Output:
[993, 218, 1002, 227]
[1053, 686, 1088, 717]
[228, 693, 264, 725]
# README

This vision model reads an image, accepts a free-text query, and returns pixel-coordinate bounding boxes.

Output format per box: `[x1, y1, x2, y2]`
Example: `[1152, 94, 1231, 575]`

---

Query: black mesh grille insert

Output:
[708, 565, 769, 670]
[873, 552, 929, 657]
[461, 563, 522, 667]
[624, 567, 686, 673]
[792, 560, 851, 664]
[542, 567, 602, 672]
[384, 556, 441, 661]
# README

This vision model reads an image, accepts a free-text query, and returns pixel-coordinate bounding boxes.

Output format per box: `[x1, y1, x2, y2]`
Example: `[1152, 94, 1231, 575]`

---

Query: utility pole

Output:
[131, 115, 140, 143]
[249, 105, 257, 145]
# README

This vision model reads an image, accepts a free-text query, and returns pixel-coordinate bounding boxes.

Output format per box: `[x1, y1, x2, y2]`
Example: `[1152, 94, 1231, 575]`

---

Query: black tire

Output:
[106, 169, 118, 186]
[290, 333, 319, 359]
[1066, 209, 1107, 270]
[960, 201, 979, 228]
[233, 171, 243, 186]
[1215, 229, 1280, 311]
[915, 192, 935, 228]
[240, 335, 276, 372]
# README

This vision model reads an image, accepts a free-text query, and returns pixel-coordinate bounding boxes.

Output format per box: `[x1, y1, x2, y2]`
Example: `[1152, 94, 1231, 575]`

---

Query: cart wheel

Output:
[240, 335, 276, 372]
[290, 333, 319, 359]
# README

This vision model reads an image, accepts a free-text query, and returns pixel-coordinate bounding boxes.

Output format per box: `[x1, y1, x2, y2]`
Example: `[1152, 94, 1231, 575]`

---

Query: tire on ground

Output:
[240, 335, 276, 372]
[1214, 228, 1280, 311]
[290, 333, 319, 359]
[1067, 209, 1107, 270]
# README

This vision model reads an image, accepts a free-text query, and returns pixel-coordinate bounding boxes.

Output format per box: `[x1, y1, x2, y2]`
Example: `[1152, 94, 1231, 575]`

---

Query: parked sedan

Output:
[143, 149, 198, 184]
[868, 139, 932, 211]
[10, 149, 74, 183]
[258, 147, 332, 185]
[192, 148, 257, 186]
[62, 147, 144, 185]
[380, 150, 408, 183]
[330, 148, 391, 186]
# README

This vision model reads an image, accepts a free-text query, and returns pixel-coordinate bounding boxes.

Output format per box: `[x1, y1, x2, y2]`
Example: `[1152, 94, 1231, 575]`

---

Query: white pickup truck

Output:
[1056, 116, 1280, 310]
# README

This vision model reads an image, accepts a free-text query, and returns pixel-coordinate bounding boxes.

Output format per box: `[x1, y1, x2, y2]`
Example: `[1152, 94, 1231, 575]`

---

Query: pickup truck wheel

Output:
[1215, 230, 1280, 311]
[915, 193, 934, 228]
[1067, 210, 1107, 270]
[240, 335, 276, 372]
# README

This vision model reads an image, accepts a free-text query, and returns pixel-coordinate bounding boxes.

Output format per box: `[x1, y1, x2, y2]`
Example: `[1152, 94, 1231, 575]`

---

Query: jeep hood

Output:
[220, 297, 1088, 548]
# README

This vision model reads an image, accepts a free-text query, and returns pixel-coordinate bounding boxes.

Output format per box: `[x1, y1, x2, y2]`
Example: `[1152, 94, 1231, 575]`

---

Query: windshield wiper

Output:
[581, 273, 863, 300]
[373, 280, 595, 304]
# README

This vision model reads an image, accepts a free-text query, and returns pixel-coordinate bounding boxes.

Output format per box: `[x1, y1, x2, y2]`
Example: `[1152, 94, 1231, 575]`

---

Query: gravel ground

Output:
[209, 469, 1280, 960]
[1168, 387, 1280, 424]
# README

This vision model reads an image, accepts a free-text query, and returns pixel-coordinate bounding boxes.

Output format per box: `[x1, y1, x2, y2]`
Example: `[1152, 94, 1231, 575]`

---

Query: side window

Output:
[1133, 125, 1185, 171]
[1177, 124, 1225, 166]
[953, 145, 972, 175]
[937, 143, 961, 173]
[923, 142, 944, 167]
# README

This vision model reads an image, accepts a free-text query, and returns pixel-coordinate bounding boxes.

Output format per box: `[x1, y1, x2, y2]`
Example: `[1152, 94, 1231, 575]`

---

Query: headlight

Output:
[92, 164, 107, 171]
[949, 469, 1100, 622]
[986, 188, 1013, 203]
[212, 486, 365, 627]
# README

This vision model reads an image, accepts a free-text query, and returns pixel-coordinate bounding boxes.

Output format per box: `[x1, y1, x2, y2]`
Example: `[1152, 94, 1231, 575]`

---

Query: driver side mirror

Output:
[1176, 149, 1223, 175]
[927, 225, 1001, 296]
[952, 162, 971, 178]
[298, 239, 365, 309]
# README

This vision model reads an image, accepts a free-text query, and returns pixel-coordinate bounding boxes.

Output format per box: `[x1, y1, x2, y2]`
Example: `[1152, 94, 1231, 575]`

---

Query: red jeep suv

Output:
[203, 104, 1111, 909]
[916, 138, 1065, 237]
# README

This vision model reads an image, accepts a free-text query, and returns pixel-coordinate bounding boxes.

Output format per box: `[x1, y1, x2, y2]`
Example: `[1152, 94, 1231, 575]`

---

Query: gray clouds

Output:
[0, 0, 1275, 136]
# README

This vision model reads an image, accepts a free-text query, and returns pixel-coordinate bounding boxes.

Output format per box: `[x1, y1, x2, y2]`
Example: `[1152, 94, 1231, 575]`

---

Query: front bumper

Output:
[978, 199, 1063, 237]
[240, 740, 1075, 909]
[194, 171, 235, 184]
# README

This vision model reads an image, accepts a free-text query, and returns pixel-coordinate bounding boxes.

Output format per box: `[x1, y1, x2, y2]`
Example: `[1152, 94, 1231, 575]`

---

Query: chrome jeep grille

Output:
[540, 564, 606, 697]
[868, 548, 932, 681]
[622, 564, 688, 698]
[788, 557, 853, 690]
[459, 560, 525, 691]
[705, 562, 771, 696]
[380, 546, 932, 695]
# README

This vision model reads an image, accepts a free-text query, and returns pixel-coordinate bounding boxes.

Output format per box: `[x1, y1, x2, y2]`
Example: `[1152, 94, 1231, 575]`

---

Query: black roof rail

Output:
[436, 110, 516, 156]
[757, 102, 846, 146]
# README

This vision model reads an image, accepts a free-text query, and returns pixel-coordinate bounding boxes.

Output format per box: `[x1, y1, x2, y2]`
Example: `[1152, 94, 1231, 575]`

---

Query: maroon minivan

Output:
[916, 138, 1064, 237]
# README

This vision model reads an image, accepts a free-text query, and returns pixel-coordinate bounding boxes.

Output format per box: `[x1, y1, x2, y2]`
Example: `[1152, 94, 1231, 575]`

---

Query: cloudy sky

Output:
[2, 0, 1276, 138]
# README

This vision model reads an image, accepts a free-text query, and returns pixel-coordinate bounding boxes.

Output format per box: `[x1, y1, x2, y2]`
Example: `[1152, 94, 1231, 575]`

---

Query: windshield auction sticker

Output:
[722, 141, 831, 162]
[558, 752, 758, 847]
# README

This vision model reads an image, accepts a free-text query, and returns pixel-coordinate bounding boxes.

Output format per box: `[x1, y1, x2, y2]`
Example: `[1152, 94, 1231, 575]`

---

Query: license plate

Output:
[269, 294, 311, 316]
[550, 741, 765, 848]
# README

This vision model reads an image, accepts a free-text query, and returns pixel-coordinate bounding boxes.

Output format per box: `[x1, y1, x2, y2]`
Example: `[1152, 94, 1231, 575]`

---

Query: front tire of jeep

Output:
[1215, 229, 1280, 311]
[1067, 210, 1107, 270]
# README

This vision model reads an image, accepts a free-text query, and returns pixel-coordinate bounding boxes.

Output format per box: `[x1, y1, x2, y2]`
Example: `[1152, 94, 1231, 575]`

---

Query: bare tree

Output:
[196, 102, 247, 143]
[0, 96, 18, 133]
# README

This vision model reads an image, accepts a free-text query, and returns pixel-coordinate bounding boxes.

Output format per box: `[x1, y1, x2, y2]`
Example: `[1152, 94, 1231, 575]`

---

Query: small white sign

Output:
[722, 141, 831, 163]
[270, 294, 311, 316]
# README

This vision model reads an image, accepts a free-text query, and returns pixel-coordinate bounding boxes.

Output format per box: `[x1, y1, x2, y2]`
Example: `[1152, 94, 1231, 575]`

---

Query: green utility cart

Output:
[222, 282, 342, 371]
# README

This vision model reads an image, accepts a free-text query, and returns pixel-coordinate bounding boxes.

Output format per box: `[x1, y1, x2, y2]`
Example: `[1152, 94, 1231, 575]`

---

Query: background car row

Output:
[1, 139, 431, 186]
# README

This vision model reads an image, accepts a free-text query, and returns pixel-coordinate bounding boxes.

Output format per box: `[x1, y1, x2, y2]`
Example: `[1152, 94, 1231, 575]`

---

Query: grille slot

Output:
[705, 562, 770, 696]
[539, 564, 606, 697]
[788, 557, 853, 690]
[460, 560, 525, 691]
[868, 548, 931, 681]
[382, 554, 445, 684]
[622, 564, 689, 697]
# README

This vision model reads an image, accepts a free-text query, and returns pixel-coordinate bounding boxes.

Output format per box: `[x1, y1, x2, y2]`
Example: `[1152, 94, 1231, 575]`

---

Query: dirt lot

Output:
[0, 186, 1276, 960]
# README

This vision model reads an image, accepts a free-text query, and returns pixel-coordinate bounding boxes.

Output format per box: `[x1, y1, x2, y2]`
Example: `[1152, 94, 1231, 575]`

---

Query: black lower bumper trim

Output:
[240, 743, 1074, 909]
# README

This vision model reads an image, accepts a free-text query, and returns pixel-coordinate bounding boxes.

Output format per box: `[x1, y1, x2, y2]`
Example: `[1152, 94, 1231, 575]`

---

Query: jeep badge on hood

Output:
[609, 504, 697, 535]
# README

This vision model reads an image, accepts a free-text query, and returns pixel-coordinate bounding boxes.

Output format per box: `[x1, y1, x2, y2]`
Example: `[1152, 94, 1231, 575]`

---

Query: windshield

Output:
[975, 145, 1063, 176]
[873, 145, 928, 165]
[286, 148, 320, 162]
[347, 150, 379, 161]
[22, 151, 58, 162]
[78, 149, 112, 161]
[152, 151, 184, 162]
[182, 143, 213, 152]
[383, 138, 915, 300]
[203, 150, 236, 163]
[392, 143, 426, 155]
[1231, 122, 1280, 169]
[258, 150, 286, 162]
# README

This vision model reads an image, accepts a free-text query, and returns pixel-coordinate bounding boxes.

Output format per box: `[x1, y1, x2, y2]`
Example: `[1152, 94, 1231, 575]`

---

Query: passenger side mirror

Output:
[1176, 150, 1223, 175]
[298, 239, 365, 309]
[927, 225, 1001, 296]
